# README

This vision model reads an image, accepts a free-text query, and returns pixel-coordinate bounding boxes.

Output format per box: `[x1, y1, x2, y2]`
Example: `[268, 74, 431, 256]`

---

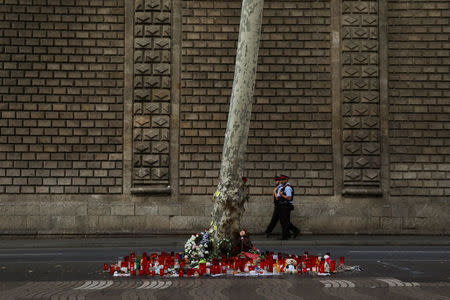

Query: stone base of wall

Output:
[1, 195, 448, 235]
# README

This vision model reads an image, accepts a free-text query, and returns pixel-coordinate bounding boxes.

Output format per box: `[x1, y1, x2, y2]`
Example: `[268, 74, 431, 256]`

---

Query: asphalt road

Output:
[0, 238, 449, 299]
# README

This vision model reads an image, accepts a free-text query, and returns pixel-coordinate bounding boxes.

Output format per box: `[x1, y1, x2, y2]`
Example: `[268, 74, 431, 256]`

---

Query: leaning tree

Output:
[209, 0, 264, 250]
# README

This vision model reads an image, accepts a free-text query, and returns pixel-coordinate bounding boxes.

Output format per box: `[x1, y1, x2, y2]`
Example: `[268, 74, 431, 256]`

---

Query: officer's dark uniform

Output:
[264, 177, 282, 236]
[278, 176, 299, 240]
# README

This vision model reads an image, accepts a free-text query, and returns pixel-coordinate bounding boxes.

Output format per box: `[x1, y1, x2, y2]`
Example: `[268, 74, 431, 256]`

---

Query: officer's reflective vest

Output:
[279, 183, 294, 206]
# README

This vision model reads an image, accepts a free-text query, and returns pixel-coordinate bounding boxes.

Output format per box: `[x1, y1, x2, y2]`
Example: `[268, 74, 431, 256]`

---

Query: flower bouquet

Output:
[184, 230, 214, 265]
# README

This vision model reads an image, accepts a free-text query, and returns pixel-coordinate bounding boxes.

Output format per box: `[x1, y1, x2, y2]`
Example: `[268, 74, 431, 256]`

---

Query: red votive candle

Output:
[330, 260, 336, 272]
[319, 262, 325, 273]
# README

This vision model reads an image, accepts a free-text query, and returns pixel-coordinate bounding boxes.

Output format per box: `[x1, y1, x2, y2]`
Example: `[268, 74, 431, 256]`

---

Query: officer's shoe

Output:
[292, 229, 300, 239]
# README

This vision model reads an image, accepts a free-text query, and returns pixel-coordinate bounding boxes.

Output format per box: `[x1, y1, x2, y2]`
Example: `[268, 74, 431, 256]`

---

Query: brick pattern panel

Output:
[181, 0, 333, 196]
[341, 0, 381, 193]
[0, 0, 124, 194]
[133, 0, 172, 186]
[388, 1, 450, 197]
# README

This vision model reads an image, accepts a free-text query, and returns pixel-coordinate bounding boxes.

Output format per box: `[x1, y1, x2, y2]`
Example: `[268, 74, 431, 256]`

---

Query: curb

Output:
[0, 235, 449, 249]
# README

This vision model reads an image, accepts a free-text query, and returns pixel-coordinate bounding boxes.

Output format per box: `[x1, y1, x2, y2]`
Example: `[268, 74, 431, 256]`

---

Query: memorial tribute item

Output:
[104, 229, 355, 278]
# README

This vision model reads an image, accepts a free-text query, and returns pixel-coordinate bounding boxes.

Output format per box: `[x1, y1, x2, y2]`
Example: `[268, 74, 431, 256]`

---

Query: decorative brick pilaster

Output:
[341, 0, 382, 195]
[132, 0, 172, 189]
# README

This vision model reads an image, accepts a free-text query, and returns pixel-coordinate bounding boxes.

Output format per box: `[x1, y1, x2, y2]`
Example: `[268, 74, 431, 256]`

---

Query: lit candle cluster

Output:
[104, 251, 345, 277]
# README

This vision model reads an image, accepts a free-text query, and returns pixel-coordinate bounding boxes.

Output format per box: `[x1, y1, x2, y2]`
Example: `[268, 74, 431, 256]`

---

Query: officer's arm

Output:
[280, 193, 291, 200]
[283, 187, 293, 200]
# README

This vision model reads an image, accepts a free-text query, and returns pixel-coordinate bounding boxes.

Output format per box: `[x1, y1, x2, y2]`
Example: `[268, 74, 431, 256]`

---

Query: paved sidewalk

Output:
[0, 234, 449, 249]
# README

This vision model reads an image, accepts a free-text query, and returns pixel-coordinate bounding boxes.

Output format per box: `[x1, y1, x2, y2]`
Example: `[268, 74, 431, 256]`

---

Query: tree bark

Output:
[210, 0, 264, 249]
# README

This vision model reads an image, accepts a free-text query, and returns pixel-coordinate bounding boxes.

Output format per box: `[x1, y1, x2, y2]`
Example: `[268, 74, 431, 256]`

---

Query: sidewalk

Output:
[0, 234, 449, 249]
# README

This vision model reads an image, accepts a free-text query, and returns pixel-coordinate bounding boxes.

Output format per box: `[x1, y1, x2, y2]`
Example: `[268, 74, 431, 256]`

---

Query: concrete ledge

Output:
[130, 186, 171, 195]
[342, 188, 383, 197]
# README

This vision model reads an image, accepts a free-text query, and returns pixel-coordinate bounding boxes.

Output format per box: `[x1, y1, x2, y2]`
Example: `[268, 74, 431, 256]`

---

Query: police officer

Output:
[264, 176, 282, 237]
[278, 175, 299, 240]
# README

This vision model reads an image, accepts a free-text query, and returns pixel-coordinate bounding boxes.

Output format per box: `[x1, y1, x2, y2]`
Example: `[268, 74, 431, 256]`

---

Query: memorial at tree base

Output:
[105, 245, 351, 278]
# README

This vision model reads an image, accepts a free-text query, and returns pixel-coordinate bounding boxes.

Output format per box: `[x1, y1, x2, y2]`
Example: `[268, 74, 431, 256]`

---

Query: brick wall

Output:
[0, 0, 448, 235]
[0, 0, 124, 194]
[180, 0, 333, 197]
[388, 0, 450, 197]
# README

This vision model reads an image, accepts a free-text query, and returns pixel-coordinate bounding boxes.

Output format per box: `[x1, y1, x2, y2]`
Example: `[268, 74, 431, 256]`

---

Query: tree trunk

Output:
[209, 0, 264, 250]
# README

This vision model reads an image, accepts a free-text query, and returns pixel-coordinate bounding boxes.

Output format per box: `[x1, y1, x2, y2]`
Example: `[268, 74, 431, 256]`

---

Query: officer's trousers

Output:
[265, 205, 280, 234]
[279, 205, 299, 239]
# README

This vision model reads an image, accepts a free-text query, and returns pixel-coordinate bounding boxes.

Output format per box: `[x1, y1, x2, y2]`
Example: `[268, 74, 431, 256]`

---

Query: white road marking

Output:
[154, 281, 166, 289]
[321, 280, 356, 288]
[137, 280, 172, 289]
[320, 280, 332, 288]
[137, 280, 151, 289]
[391, 278, 407, 287]
[321, 278, 421, 288]
[377, 278, 404, 287]
[160, 281, 172, 289]
[324, 280, 340, 288]
[74, 280, 113, 290]
[137, 280, 164, 290]
[74, 281, 93, 290]
[87, 281, 102, 289]
[336, 280, 348, 288]
[340, 280, 355, 288]
[375, 278, 422, 288]
[331, 280, 341, 288]
[96, 281, 113, 290]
